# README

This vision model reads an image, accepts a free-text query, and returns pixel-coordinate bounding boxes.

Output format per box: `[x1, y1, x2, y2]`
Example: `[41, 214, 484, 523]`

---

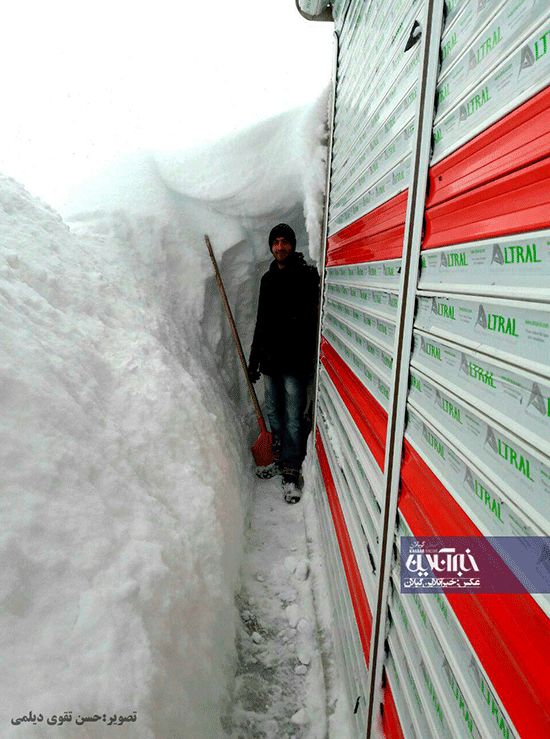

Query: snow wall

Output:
[0, 92, 328, 738]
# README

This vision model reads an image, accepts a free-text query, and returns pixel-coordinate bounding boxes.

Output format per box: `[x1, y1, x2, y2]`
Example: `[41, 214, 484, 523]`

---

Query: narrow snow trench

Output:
[224, 474, 328, 738]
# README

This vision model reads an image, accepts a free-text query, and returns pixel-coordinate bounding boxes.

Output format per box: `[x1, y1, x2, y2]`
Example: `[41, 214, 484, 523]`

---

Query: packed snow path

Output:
[225, 475, 328, 738]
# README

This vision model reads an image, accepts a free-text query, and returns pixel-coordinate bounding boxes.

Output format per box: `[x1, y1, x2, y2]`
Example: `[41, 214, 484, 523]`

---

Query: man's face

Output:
[271, 236, 293, 265]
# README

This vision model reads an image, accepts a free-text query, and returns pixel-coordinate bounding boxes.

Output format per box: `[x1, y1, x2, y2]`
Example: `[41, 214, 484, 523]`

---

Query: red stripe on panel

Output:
[320, 336, 387, 469]
[327, 223, 406, 267]
[424, 156, 550, 249]
[382, 678, 405, 739]
[327, 191, 408, 266]
[398, 440, 550, 738]
[316, 430, 372, 665]
[428, 84, 550, 207]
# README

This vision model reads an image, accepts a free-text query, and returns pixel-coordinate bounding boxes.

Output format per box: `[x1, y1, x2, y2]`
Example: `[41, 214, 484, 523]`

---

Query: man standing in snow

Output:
[247, 224, 320, 503]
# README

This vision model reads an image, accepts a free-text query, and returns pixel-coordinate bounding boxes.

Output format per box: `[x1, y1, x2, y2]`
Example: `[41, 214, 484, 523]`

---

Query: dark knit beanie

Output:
[268, 223, 296, 251]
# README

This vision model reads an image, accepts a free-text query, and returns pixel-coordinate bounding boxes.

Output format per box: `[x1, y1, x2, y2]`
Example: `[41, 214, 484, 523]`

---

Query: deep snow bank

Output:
[0, 175, 248, 738]
[1, 92, 328, 737]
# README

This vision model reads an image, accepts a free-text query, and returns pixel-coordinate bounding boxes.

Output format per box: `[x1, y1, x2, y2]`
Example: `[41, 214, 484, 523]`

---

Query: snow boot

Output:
[282, 480, 302, 504]
[281, 467, 303, 504]
[255, 461, 281, 479]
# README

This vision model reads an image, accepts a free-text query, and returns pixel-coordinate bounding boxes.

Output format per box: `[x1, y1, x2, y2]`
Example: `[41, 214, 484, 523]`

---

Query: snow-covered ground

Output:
[226, 473, 327, 737]
[0, 93, 351, 738]
[226, 455, 354, 739]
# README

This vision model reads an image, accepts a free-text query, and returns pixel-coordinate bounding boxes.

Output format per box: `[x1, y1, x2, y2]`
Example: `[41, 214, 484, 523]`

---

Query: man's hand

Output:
[247, 364, 261, 384]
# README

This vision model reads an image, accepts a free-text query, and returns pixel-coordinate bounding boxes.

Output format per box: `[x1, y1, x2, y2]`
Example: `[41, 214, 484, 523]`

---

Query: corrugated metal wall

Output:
[308, 0, 550, 736]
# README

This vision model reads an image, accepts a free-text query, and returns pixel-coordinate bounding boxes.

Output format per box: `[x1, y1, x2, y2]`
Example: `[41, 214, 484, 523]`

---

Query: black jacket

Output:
[249, 252, 320, 378]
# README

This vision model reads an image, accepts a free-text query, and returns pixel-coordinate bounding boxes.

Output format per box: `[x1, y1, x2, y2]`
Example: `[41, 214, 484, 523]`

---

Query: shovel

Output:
[204, 235, 274, 467]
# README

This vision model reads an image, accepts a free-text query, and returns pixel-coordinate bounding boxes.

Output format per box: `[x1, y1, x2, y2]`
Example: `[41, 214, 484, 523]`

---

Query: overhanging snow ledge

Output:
[295, 1, 333, 23]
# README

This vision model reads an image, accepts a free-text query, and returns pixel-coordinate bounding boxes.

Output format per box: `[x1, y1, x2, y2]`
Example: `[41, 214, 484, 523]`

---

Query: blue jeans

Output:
[263, 374, 307, 471]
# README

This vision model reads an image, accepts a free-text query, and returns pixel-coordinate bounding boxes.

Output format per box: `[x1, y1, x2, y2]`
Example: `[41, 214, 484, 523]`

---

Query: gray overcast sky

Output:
[2, 1, 333, 210]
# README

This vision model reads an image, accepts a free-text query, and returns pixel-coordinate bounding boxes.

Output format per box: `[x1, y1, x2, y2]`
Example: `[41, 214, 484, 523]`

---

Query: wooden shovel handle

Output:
[204, 235, 265, 427]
